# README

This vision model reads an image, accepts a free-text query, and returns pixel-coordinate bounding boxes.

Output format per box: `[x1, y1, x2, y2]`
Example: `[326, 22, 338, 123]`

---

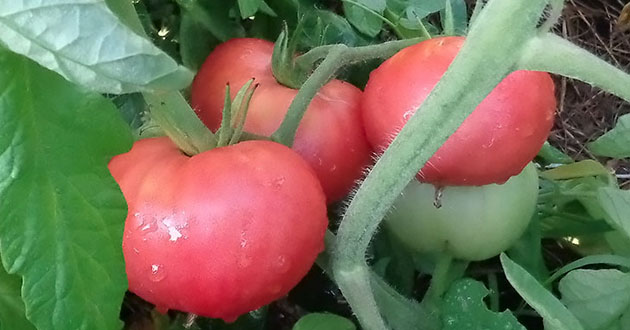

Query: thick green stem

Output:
[144, 92, 217, 154]
[273, 46, 346, 146]
[274, 37, 425, 146]
[332, 0, 549, 329]
[317, 230, 439, 330]
[424, 255, 454, 304]
[518, 33, 630, 103]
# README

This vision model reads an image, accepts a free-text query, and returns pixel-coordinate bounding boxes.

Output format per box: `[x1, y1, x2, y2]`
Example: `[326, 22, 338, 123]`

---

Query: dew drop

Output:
[238, 255, 253, 268]
[265, 177, 285, 189]
[150, 264, 166, 282]
[274, 255, 290, 273]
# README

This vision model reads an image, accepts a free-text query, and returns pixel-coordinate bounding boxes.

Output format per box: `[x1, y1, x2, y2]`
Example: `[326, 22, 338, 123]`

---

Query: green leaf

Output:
[177, 0, 246, 42]
[0, 49, 132, 330]
[537, 142, 574, 164]
[559, 269, 630, 330]
[387, 0, 446, 19]
[179, 12, 218, 71]
[441, 0, 467, 35]
[500, 254, 584, 330]
[300, 9, 370, 49]
[293, 313, 356, 330]
[0, 261, 35, 330]
[541, 160, 611, 180]
[507, 216, 549, 282]
[597, 188, 630, 240]
[0, 0, 193, 94]
[441, 278, 525, 330]
[343, 0, 386, 37]
[238, 0, 264, 18]
[588, 114, 630, 158]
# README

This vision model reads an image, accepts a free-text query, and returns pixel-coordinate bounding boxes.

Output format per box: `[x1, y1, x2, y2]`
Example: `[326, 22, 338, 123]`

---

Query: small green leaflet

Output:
[441, 278, 525, 330]
[0, 0, 193, 94]
[0, 49, 132, 329]
[293, 313, 356, 330]
[588, 113, 630, 158]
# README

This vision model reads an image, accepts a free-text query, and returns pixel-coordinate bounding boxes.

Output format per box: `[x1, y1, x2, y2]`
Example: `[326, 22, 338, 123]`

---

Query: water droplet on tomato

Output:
[150, 264, 166, 282]
[137, 216, 158, 233]
[329, 164, 337, 172]
[238, 254, 253, 268]
[274, 255, 290, 273]
[269, 284, 282, 295]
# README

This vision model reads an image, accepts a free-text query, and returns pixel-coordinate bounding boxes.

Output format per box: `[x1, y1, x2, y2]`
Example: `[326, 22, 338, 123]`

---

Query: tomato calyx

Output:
[214, 79, 259, 148]
[271, 23, 310, 89]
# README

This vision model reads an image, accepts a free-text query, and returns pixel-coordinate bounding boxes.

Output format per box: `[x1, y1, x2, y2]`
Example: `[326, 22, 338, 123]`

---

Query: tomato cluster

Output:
[109, 36, 554, 321]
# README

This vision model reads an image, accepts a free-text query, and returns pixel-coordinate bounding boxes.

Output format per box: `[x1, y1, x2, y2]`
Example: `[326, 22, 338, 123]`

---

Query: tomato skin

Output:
[191, 38, 372, 203]
[109, 137, 328, 322]
[386, 163, 539, 261]
[362, 36, 556, 186]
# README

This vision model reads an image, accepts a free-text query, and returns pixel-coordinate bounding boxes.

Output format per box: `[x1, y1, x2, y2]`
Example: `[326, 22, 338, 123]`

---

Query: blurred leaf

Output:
[176, 0, 246, 42]
[597, 188, 630, 241]
[541, 160, 611, 180]
[559, 269, 630, 330]
[588, 114, 630, 158]
[179, 12, 218, 71]
[537, 142, 574, 164]
[109, 93, 154, 139]
[386, 0, 446, 19]
[500, 254, 584, 330]
[441, 279, 525, 330]
[0, 262, 35, 330]
[0, 49, 131, 330]
[507, 216, 549, 282]
[343, 0, 386, 37]
[293, 313, 356, 330]
[299, 9, 371, 48]
[441, 0, 467, 35]
[0, 0, 192, 94]
[238, 0, 264, 18]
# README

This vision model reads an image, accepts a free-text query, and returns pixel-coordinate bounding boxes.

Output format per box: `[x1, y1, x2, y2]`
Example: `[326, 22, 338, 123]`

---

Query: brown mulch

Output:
[549, 0, 630, 184]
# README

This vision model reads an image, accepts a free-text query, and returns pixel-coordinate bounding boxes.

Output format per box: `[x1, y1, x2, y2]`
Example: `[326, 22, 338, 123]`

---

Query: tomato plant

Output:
[191, 38, 372, 202]
[108, 137, 328, 322]
[362, 36, 557, 186]
[386, 163, 539, 261]
[2, 1, 630, 330]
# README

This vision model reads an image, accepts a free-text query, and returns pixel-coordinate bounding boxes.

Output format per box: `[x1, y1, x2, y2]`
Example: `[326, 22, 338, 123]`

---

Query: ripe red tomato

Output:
[109, 137, 328, 322]
[191, 38, 372, 202]
[362, 36, 556, 186]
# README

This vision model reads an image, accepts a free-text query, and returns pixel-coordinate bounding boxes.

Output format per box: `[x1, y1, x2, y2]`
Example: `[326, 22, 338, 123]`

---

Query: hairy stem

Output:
[332, 0, 549, 328]
[518, 33, 630, 103]
[274, 37, 425, 146]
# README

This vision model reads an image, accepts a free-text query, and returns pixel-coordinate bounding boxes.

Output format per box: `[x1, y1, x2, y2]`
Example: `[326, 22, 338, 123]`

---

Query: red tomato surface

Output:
[191, 38, 372, 202]
[362, 36, 556, 185]
[109, 137, 328, 322]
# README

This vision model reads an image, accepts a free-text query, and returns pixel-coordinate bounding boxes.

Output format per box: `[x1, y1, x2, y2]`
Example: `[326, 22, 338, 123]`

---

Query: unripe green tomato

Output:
[386, 163, 539, 261]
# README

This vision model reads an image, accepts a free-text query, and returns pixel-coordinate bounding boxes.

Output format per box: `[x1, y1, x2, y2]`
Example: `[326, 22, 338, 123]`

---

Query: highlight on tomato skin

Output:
[386, 162, 539, 261]
[361, 36, 557, 186]
[108, 137, 328, 322]
[191, 38, 373, 203]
